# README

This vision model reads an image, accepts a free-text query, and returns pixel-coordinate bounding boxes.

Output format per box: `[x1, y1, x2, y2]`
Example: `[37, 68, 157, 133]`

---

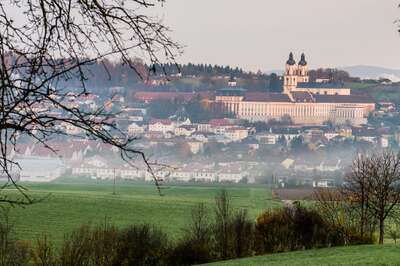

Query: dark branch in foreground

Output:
[0, 0, 181, 204]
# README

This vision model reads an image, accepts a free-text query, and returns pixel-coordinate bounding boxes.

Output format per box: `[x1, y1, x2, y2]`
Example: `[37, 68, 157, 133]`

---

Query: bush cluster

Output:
[254, 203, 375, 255]
[1, 191, 375, 266]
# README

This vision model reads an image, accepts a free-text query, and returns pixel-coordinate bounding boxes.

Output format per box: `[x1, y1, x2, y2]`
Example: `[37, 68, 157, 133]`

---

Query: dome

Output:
[298, 53, 307, 66]
[286, 52, 296, 65]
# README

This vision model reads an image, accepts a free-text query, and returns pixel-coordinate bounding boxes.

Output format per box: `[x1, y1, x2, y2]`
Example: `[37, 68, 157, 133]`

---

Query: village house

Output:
[223, 127, 249, 142]
[324, 131, 340, 141]
[255, 133, 279, 145]
[217, 165, 248, 183]
[148, 119, 176, 134]
[174, 125, 197, 137]
[128, 123, 145, 136]
[187, 141, 204, 154]
[191, 132, 216, 143]
[313, 179, 336, 188]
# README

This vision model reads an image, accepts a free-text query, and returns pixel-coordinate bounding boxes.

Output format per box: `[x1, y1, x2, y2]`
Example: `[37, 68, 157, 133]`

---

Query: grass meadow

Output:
[204, 244, 400, 266]
[3, 178, 280, 245]
[4, 179, 400, 265]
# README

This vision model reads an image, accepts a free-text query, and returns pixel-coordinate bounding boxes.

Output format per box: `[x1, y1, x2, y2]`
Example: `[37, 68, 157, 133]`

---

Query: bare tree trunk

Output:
[379, 217, 384, 245]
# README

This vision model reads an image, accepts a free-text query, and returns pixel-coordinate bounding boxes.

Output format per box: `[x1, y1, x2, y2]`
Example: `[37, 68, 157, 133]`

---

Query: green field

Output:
[4, 179, 279, 245]
[204, 244, 400, 266]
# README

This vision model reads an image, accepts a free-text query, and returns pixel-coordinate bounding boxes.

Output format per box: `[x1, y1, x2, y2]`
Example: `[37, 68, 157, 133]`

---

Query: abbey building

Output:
[213, 53, 375, 126]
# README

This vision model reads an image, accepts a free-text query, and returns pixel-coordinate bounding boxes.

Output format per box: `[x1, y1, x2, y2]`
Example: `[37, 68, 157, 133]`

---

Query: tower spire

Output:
[286, 52, 296, 65]
[299, 53, 307, 66]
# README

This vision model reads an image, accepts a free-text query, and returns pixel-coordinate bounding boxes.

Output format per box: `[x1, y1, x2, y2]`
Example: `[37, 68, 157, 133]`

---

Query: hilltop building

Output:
[213, 53, 374, 126]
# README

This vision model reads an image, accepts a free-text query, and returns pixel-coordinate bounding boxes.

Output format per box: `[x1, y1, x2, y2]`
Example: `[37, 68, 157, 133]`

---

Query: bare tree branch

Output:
[0, 0, 182, 203]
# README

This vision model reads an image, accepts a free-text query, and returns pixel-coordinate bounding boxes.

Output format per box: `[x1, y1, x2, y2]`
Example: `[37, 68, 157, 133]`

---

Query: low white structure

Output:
[148, 119, 176, 134]
[12, 156, 65, 182]
[128, 123, 145, 136]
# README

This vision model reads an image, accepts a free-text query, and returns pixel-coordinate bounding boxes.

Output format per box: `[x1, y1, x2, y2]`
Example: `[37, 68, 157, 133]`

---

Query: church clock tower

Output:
[297, 53, 309, 83]
[283, 52, 298, 94]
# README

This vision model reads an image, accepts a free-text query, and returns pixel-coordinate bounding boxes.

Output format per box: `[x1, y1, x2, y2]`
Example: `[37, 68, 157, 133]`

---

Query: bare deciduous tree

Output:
[0, 0, 181, 203]
[214, 189, 233, 259]
[315, 151, 400, 245]
[342, 155, 376, 239]
[186, 203, 211, 246]
[366, 152, 400, 244]
[318, 152, 400, 245]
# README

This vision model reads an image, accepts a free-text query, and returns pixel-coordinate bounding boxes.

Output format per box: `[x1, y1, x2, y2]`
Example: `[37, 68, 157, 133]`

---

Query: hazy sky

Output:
[153, 0, 400, 71]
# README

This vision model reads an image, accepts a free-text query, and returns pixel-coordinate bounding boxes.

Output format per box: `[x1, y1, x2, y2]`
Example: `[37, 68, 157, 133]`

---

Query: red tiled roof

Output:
[149, 119, 173, 125]
[134, 91, 209, 102]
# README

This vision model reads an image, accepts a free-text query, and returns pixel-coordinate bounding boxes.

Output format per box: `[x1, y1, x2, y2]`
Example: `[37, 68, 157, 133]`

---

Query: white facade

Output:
[148, 120, 176, 134]
[128, 123, 145, 136]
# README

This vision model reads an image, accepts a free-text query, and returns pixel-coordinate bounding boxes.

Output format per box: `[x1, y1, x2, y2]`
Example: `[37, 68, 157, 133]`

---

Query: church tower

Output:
[283, 52, 298, 94]
[297, 53, 309, 84]
[228, 74, 237, 87]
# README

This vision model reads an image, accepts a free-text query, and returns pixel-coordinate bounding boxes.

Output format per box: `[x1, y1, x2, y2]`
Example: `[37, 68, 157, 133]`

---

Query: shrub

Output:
[114, 224, 169, 266]
[231, 209, 254, 258]
[0, 208, 30, 266]
[59, 225, 93, 266]
[291, 206, 330, 249]
[169, 238, 215, 266]
[387, 223, 400, 244]
[345, 228, 376, 245]
[255, 204, 333, 254]
[89, 224, 118, 266]
[169, 203, 215, 265]
[10, 240, 31, 266]
[172, 192, 255, 265]
[31, 235, 57, 266]
[254, 207, 293, 253]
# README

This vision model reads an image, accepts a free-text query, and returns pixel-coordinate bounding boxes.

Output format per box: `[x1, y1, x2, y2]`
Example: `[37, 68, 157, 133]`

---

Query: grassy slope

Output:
[204, 244, 400, 266]
[346, 82, 400, 103]
[5, 179, 279, 245]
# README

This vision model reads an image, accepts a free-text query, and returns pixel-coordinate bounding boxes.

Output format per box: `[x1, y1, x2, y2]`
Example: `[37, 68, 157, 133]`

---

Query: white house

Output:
[148, 119, 176, 134]
[128, 123, 145, 136]
[223, 127, 249, 142]
[255, 133, 278, 145]
[174, 125, 197, 137]
[187, 141, 204, 154]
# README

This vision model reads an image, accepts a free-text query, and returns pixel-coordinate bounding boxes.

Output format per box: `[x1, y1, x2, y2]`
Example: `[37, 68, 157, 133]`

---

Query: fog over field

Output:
[2, 1, 400, 265]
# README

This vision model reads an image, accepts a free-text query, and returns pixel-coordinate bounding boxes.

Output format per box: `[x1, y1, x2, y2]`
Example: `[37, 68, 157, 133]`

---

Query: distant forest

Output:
[62, 59, 358, 94]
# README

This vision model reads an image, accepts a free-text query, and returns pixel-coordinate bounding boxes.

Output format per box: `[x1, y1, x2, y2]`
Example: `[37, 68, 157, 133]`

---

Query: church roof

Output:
[245, 92, 291, 102]
[216, 88, 246, 96]
[291, 92, 314, 102]
[296, 82, 345, 89]
[314, 94, 374, 104]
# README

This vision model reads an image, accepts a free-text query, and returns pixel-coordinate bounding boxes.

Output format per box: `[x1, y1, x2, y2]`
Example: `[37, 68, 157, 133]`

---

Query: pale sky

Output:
[152, 0, 400, 72]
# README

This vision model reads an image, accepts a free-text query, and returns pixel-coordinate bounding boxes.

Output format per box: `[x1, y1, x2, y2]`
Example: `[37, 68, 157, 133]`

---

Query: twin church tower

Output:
[283, 52, 309, 94]
[214, 52, 374, 126]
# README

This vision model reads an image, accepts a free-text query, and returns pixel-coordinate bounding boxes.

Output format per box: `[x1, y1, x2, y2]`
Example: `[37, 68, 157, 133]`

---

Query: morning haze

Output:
[155, 0, 400, 71]
[3, 1, 400, 265]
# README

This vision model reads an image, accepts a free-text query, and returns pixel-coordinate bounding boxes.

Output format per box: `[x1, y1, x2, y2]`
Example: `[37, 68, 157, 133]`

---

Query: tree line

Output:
[0, 184, 388, 266]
